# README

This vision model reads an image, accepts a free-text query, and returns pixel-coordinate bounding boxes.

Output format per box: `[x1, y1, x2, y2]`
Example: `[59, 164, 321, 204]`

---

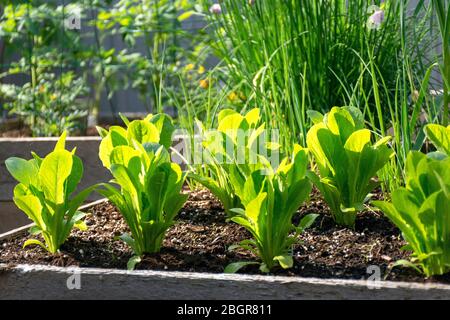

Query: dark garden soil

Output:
[1, 189, 449, 284]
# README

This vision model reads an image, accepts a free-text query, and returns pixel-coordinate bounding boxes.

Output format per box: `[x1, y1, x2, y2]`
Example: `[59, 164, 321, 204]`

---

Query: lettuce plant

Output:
[226, 145, 318, 273]
[306, 107, 394, 227]
[424, 124, 450, 157]
[97, 114, 188, 269]
[373, 151, 450, 276]
[191, 108, 279, 217]
[97, 113, 175, 167]
[5, 132, 95, 253]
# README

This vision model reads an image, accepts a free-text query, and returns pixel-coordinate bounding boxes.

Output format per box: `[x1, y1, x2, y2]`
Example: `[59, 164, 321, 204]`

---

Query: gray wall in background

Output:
[88, 15, 207, 117]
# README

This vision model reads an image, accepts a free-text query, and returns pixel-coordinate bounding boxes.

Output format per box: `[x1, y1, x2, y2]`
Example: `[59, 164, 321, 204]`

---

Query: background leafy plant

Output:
[5, 131, 95, 253]
[93, 0, 211, 116]
[0, 71, 88, 136]
[0, 0, 211, 132]
[0, 2, 89, 136]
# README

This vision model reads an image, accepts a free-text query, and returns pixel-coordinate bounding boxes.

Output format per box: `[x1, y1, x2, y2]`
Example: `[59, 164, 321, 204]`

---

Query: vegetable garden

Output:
[0, 0, 449, 300]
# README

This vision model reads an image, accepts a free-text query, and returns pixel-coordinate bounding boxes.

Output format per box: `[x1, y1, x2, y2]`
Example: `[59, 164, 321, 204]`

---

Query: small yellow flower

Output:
[198, 65, 206, 74]
[184, 64, 195, 72]
[50, 94, 57, 101]
[228, 92, 239, 102]
[199, 79, 209, 89]
[38, 85, 46, 93]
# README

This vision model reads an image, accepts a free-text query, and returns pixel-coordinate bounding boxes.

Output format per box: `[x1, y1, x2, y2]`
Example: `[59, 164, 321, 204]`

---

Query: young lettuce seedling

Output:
[225, 145, 318, 273]
[5, 132, 95, 254]
[97, 114, 188, 270]
[306, 107, 394, 227]
[191, 108, 280, 217]
[373, 151, 450, 276]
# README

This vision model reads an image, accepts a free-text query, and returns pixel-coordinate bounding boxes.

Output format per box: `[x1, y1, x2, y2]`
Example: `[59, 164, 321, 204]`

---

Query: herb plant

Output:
[97, 114, 187, 269]
[373, 151, 450, 276]
[306, 107, 394, 227]
[190, 108, 279, 217]
[204, 0, 435, 148]
[5, 132, 95, 253]
[226, 145, 317, 273]
[431, 0, 450, 126]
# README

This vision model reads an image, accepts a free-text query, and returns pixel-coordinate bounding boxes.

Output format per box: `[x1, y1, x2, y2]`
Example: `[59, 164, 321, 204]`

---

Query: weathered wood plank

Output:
[0, 264, 449, 300]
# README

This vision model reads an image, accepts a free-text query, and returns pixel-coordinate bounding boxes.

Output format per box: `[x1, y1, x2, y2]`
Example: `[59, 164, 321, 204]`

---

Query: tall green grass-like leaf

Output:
[306, 107, 394, 227]
[431, 0, 450, 126]
[373, 151, 450, 276]
[5, 132, 95, 253]
[97, 114, 188, 268]
[226, 145, 317, 273]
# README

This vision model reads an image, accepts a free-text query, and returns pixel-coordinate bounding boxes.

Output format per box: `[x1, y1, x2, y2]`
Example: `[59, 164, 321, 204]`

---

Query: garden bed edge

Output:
[1, 200, 450, 300]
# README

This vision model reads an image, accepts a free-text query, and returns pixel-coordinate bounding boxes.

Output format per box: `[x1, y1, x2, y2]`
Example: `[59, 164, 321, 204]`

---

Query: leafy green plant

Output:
[425, 124, 450, 157]
[97, 114, 188, 269]
[306, 107, 394, 227]
[94, 0, 210, 114]
[373, 151, 450, 276]
[0, 2, 90, 136]
[0, 1, 210, 128]
[225, 145, 317, 273]
[190, 108, 279, 217]
[5, 132, 95, 254]
[0, 71, 88, 137]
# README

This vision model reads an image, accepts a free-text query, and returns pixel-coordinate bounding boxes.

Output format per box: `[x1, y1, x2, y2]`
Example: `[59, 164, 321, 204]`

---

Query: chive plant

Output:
[431, 0, 450, 126]
[203, 0, 434, 149]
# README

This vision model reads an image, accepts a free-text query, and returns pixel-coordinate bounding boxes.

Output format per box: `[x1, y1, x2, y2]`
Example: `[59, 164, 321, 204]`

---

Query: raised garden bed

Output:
[1, 190, 450, 300]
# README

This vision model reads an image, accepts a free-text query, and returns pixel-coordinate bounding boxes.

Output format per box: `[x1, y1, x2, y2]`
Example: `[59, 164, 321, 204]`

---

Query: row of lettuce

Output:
[5, 108, 450, 276]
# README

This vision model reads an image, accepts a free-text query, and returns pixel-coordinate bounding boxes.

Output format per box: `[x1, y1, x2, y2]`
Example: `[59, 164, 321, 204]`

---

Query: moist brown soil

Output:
[1, 189, 449, 284]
